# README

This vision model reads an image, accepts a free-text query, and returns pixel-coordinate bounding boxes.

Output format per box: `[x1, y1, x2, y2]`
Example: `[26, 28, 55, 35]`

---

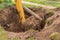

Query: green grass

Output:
[0, 0, 60, 9]
[0, 0, 14, 9]
[0, 27, 8, 40]
[23, 4, 39, 8]
[49, 32, 60, 40]
[24, 0, 60, 7]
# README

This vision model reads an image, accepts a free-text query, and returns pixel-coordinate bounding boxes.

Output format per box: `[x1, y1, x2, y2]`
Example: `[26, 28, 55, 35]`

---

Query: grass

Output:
[49, 32, 60, 40]
[23, 4, 39, 8]
[24, 0, 60, 7]
[0, 0, 60, 9]
[0, 27, 8, 40]
[0, 0, 14, 9]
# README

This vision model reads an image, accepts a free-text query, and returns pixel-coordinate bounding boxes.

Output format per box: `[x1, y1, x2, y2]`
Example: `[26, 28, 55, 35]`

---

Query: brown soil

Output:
[0, 5, 60, 40]
[0, 5, 48, 32]
[34, 11, 60, 40]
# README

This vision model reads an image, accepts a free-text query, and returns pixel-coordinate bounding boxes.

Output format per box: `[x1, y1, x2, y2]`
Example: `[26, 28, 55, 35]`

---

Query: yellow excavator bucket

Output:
[15, 0, 26, 23]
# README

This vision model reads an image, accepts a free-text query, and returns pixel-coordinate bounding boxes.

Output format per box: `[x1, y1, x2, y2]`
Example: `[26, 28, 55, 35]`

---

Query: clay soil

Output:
[0, 5, 60, 40]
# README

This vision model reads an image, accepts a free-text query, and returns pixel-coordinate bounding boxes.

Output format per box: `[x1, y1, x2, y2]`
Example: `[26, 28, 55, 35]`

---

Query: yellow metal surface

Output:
[15, 0, 26, 23]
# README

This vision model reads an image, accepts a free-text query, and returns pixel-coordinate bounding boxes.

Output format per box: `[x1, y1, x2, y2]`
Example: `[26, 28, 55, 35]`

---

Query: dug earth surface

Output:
[0, 5, 48, 32]
[0, 5, 60, 40]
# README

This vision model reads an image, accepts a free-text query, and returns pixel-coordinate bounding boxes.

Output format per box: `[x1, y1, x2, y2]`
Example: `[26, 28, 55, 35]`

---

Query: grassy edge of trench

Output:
[24, 0, 60, 7]
[0, 0, 60, 9]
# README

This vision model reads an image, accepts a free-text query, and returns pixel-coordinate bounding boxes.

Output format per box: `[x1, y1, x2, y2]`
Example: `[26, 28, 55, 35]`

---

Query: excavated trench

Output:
[0, 5, 54, 32]
[0, 5, 60, 40]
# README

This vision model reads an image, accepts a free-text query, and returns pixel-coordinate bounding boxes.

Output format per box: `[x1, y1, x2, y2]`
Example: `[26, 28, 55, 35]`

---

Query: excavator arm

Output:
[15, 0, 26, 23]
